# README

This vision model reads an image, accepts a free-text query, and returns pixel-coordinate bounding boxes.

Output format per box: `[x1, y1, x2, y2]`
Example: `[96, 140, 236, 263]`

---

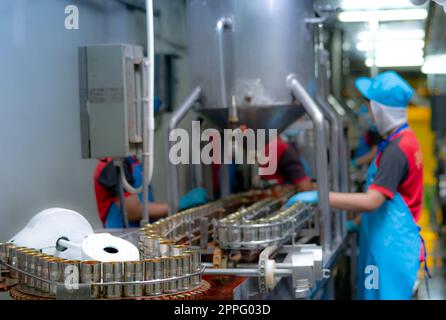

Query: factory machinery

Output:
[1, 0, 354, 300]
[0, 188, 321, 300]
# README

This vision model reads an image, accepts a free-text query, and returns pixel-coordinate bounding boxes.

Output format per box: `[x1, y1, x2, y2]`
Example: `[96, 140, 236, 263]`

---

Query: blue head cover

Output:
[355, 71, 414, 107]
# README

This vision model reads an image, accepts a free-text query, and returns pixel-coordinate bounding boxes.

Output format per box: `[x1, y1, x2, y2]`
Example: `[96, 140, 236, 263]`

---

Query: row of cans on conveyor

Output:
[141, 190, 266, 242]
[0, 243, 202, 299]
[214, 201, 314, 250]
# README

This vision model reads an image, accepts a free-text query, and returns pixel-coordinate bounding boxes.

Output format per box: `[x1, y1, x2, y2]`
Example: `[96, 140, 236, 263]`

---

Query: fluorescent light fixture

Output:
[366, 55, 424, 67]
[422, 54, 446, 74]
[356, 39, 425, 52]
[341, 0, 417, 11]
[358, 29, 425, 41]
[339, 9, 427, 22]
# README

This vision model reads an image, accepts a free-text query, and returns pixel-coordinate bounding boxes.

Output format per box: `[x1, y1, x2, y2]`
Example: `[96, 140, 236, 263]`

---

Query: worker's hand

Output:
[179, 187, 208, 210]
[285, 190, 318, 207]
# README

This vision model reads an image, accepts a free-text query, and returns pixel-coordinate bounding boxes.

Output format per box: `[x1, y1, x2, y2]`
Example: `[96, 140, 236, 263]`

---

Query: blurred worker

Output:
[351, 104, 382, 169]
[94, 157, 208, 228]
[261, 135, 314, 191]
[287, 71, 427, 300]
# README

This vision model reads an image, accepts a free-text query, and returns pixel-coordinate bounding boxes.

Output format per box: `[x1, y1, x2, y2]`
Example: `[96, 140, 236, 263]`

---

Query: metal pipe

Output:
[216, 17, 234, 109]
[316, 49, 341, 244]
[287, 74, 332, 256]
[117, 165, 130, 228]
[203, 268, 292, 277]
[166, 87, 202, 214]
[57, 238, 81, 251]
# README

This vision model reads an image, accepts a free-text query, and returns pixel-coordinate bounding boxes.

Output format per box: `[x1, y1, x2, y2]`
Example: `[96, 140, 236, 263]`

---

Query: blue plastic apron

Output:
[356, 124, 422, 300]
[105, 157, 154, 228]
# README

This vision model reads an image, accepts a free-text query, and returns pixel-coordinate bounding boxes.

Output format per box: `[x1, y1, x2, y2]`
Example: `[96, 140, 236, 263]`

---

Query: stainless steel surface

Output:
[166, 87, 202, 214]
[287, 74, 332, 256]
[79, 44, 145, 158]
[186, 0, 316, 132]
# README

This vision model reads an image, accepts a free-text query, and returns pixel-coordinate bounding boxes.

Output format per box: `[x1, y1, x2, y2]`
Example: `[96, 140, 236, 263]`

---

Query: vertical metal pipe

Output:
[316, 48, 342, 244]
[216, 17, 234, 109]
[166, 87, 202, 214]
[287, 74, 332, 255]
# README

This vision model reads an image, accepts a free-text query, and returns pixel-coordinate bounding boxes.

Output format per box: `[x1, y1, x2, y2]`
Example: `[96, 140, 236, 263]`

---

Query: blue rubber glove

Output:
[179, 187, 208, 210]
[285, 191, 318, 207]
[350, 158, 360, 169]
[347, 220, 359, 233]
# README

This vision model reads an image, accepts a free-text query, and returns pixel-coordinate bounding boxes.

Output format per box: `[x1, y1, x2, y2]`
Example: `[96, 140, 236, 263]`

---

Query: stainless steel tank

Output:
[186, 0, 316, 131]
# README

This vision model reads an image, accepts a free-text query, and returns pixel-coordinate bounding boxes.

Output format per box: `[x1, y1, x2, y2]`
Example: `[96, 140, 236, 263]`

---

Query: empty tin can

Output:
[144, 258, 163, 296]
[184, 250, 201, 286]
[143, 236, 161, 258]
[123, 260, 143, 297]
[40, 256, 52, 294]
[0, 243, 14, 266]
[217, 225, 228, 245]
[48, 258, 64, 296]
[230, 224, 242, 247]
[80, 260, 101, 299]
[103, 261, 123, 298]
[176, 254, 191, 291]
[16, 248, 32, 285]
[8, 245, 24, 279]
[163, 256, 177, 293]
[60, 260, 81, 291]
[26, 252, 41, 289]
[159, 240, 174, 257]
[33, 254, 46, 292]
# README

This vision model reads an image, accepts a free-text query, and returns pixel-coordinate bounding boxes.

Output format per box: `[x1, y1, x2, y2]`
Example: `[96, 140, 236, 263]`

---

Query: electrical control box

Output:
[79, 44, 145, 158]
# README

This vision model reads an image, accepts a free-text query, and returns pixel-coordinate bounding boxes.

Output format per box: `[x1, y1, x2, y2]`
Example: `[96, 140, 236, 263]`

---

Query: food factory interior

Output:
[2, 0, 446, 301]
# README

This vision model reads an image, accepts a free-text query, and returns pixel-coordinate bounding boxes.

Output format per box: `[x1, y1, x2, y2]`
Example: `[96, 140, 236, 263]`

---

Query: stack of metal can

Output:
[215, 202, 313, 250]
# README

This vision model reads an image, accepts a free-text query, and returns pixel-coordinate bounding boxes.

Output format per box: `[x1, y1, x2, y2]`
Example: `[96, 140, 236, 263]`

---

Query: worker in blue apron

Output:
[286, 71, 429, 299]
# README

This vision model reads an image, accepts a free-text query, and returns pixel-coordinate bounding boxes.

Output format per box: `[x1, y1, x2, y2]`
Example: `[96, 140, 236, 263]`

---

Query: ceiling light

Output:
[421, 55, 446, 74]
[356, 39, 425, 52]
[358, 29, 425, 41]
[366, 55, 424, 67]
[341, 0, 417, 11]
[338, 9, 427, 22]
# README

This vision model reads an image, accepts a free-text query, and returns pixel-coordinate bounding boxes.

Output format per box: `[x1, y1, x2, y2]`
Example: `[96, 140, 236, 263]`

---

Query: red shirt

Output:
[94, 158, 133, 224]
[261, 137, 310, 185]
[369, 129, 423, 222]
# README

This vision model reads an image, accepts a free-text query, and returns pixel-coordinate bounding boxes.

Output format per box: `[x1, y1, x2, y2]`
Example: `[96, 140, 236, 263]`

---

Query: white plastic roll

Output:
[9, 208, 94, 260]
[81, 233, 140, 262]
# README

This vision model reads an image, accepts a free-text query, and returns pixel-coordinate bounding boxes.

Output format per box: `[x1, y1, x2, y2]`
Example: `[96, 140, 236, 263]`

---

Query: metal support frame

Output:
[316, 48, 345, 242]
[166, 87, 202, 214]
[286, 74, 331, 256]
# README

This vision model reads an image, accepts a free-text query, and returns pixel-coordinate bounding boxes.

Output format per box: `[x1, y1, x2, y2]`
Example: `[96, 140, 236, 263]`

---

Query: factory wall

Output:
[0, 0, 190, 240]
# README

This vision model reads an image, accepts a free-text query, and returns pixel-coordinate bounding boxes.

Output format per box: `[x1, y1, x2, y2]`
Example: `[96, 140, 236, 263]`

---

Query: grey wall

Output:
[0, 0, 190, 241]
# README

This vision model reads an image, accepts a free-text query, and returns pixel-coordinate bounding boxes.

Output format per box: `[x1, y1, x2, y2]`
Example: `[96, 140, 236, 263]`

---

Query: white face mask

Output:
[370, 101, 408, 137]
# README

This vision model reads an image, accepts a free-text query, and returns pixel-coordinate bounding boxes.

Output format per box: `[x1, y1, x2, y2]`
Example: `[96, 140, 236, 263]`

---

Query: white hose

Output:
[118, 160, 143, 194]
[142, 0, 155, 224]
